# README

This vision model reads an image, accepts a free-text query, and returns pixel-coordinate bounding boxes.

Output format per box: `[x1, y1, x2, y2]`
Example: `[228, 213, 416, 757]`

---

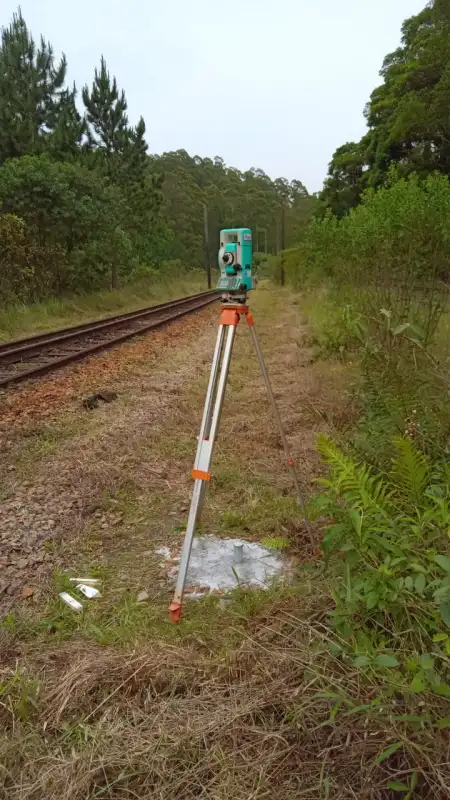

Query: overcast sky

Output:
[3, 0, 426, 192]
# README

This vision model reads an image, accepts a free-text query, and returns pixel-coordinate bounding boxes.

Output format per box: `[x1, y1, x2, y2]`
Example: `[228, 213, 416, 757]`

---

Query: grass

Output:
[1, 283, 449, 798]
[0, 268, 213, 341]
[3, 567, 290, 648]
[4, 419, 84, 474]
[2, 582, 449, 798]
[0, 412, 108, 498]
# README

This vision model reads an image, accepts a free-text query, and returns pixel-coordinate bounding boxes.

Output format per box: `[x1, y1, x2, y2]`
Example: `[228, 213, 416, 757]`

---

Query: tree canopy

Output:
[319, 0, 450, 217]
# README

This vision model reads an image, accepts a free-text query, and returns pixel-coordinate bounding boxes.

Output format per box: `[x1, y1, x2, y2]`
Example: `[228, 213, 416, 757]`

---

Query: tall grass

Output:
[1, 585, 449, 799]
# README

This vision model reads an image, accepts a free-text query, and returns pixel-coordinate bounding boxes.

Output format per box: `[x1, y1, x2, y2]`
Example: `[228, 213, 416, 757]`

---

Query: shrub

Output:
[311, 435, 450, 680]
[286, 172, 450, 335]
[0, 214, 30, 301]
[0, 213, 65, 302]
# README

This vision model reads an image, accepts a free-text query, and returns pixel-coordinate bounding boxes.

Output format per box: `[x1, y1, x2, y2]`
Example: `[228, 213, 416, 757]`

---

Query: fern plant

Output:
[390, 435, 431, 506]
[311, 434, 450, 640]
[261, 536, 290, 550]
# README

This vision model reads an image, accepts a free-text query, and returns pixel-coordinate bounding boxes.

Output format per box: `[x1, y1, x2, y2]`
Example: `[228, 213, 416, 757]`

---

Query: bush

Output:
[292, 171, 450, 700]
[310, 435, 450, 687]
[0, 214, 30, 301]
[0, 212, 65, 302]
[287, 172, 450, 461]
[287, 172, 450, 335]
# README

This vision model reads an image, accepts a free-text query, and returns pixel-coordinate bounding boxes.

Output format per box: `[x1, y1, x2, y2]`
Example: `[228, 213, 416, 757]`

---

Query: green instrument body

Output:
[217, 228, 254, 293]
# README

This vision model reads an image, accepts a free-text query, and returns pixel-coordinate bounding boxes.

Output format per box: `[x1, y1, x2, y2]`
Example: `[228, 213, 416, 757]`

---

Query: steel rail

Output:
[0, 291, 220, 389]
[0, 290, 218, 358]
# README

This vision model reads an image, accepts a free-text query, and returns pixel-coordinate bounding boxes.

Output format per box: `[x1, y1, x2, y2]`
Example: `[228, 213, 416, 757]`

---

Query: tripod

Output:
[169, 293, 312, 623]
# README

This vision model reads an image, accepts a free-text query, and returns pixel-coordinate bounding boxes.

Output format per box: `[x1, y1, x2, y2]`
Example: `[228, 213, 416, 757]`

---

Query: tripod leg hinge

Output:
[219, 308, 240, 326]
[169, 602, 182, 623]
[192, 469, 211, 480]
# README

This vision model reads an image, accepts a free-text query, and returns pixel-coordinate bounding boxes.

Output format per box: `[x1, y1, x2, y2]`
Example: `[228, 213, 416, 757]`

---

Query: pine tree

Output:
[82, 61, 164, 274]
[47, 85, 88, 160]
[0, 9, 67, 163]
[82, 57, 128, 153]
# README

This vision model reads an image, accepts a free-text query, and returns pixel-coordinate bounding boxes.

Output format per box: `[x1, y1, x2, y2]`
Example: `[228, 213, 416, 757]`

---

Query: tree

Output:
[319, 1, 450, 213]
[120, 122, 164, 268]
[46, 85, 88, 160]
[82, 56, 128, 153]
[155, 152, 206, 267]
[0, 155, 130, 292]
[319, 141, 369, 217]
[82, 60, 164, 277]
[0, 9, 68, 163]
[149, 151, 315, 268]
[363, 2, 450, 185]
[287, 179, 318, 241]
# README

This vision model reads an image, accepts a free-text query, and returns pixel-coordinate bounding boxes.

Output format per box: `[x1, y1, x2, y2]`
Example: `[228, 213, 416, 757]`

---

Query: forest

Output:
[0, 8, 315, 303]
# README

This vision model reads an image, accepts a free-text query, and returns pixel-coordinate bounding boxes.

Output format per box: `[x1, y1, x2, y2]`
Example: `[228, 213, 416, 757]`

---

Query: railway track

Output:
[0, 290, 220, 389]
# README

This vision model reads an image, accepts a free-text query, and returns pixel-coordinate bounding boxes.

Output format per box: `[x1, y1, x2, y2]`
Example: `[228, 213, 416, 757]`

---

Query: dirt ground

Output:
[5, 285, 446, 800]
[0, 283, 349, 619]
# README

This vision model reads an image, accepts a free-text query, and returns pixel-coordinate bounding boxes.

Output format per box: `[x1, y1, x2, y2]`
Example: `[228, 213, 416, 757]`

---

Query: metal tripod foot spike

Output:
[169, 297, 312, 623]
